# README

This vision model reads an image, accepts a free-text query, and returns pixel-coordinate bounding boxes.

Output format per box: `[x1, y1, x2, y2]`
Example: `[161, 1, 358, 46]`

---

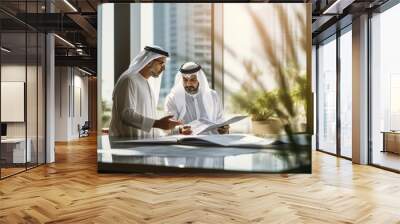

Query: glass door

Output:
[317, 35, 337, 154]
[339, 27, 352, 158]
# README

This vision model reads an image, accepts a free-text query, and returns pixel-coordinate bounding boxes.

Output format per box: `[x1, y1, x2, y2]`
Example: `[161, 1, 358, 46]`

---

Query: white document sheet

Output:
[188, 115, 248, 135]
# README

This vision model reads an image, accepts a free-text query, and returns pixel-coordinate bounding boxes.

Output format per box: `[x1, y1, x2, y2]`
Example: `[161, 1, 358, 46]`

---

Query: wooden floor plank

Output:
[0, 136, 399, 223]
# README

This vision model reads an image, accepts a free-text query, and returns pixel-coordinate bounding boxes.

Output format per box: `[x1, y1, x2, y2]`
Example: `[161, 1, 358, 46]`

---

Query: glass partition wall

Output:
[0, 2, 46, 179]
[317, 35, 337, 155]
[315, 0, 400, 171]
[370, 2, 400, 171]
[339, 27, 352, 159]
[315, 26, 352, 159]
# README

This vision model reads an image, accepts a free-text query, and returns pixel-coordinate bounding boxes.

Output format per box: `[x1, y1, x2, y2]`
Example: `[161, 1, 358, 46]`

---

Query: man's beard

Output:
[150, 68, 161, 78]
[185, 85, 199, 94]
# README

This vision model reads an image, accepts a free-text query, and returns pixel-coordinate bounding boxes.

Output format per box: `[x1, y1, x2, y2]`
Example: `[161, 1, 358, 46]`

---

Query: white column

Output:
[97, 5, 103, 135]
[352, 14, 369, 164]
[46, 32, 55, 163]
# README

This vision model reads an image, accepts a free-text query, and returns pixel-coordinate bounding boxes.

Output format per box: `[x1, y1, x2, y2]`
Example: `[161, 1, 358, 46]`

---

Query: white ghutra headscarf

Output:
[166, 62, 216, 121]
[114, 45, 169, 107]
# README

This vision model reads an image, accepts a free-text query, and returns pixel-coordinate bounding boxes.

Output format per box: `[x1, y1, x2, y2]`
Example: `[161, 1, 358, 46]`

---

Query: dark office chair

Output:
[78, 121, 90, 138]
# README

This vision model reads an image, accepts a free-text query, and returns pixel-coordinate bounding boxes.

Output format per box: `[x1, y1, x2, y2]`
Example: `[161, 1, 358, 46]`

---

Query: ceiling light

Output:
[323, 0, 341, 14]
[1, 47, 11, 53]
[78, 67, 92, 76]
[63, 0, 78, 12]
[54, 34, 75, 48]
[322, 0, 354, 15]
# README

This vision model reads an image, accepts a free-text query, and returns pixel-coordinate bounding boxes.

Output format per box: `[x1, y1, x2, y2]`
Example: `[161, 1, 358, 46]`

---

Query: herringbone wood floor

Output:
[1, 136, 400, 224]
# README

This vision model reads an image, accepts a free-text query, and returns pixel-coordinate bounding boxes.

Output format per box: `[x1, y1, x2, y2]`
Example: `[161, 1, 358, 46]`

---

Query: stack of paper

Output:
[188, 115, 248, 135]
[114, 134, 282, 148]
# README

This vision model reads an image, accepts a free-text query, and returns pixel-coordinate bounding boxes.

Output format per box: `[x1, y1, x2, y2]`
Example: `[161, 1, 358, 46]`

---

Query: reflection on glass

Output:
[340, 29, 352, 158]
[371, 3, 400, 171]
[98, 135, 309, 172]
[318, 37, 337, 154]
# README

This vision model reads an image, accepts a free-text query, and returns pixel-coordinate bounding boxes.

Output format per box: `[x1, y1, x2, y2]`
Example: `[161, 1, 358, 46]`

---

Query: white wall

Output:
[71, 73, 89, 138]
[1, 65, 40, 138]
[55, 67, 89, 141]
[55, 66, 69, 141]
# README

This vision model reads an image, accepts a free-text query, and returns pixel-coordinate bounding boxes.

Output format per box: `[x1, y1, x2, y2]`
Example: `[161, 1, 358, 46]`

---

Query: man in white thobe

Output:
[109, 46, 181, 138]
[164, 62, 229, 135]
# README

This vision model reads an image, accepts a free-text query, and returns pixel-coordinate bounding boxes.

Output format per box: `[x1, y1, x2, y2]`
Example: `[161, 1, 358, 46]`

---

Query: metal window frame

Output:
[315, 23, 353, 161]
[315, 0, 400, 172]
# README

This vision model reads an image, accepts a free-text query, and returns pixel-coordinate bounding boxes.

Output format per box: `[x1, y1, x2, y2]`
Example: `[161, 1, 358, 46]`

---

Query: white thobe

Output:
[165, 90, 224, 134]
[109, 73, 157, 138]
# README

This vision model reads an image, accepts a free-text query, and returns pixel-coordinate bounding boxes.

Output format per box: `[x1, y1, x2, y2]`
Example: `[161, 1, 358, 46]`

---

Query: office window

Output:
[317, 36, 337, 154]
[222, 4, 308, 135]
[151, 3, 212, 109]
[371, 3, 400, 171]
[99, 4, 114, 130]
[339, 28, 352, 158]
[98, 3, 212, 128]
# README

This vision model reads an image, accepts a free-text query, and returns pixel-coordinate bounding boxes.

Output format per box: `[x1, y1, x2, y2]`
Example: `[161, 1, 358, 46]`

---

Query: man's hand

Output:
[153, 115, 182, 130]
[217, 125, 229, 134]
[179, 125, 193, 135]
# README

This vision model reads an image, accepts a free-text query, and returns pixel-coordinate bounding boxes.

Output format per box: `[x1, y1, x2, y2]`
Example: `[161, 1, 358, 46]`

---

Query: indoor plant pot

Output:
[251, 117, 283, 136]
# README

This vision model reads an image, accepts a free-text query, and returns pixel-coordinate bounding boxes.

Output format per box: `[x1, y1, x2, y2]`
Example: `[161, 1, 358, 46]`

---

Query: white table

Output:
[1, 138, 31, 163]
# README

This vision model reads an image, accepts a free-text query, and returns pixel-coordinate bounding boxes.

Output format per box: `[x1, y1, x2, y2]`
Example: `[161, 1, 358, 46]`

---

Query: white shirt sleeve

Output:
[164, 94, 182, 135]
[214, 91, 225, 123]
[118, 78, 155, 132]
[164, 93, 179, 120]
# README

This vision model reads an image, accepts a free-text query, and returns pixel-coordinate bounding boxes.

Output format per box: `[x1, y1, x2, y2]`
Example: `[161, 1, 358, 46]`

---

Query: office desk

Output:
[97, 135, 311, 173]
[382, 131, 400, 154]
[1, 138, 31, 164]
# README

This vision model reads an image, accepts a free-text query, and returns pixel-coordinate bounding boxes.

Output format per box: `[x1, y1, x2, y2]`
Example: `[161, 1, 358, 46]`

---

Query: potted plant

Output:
[231, 89, 283, 136]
